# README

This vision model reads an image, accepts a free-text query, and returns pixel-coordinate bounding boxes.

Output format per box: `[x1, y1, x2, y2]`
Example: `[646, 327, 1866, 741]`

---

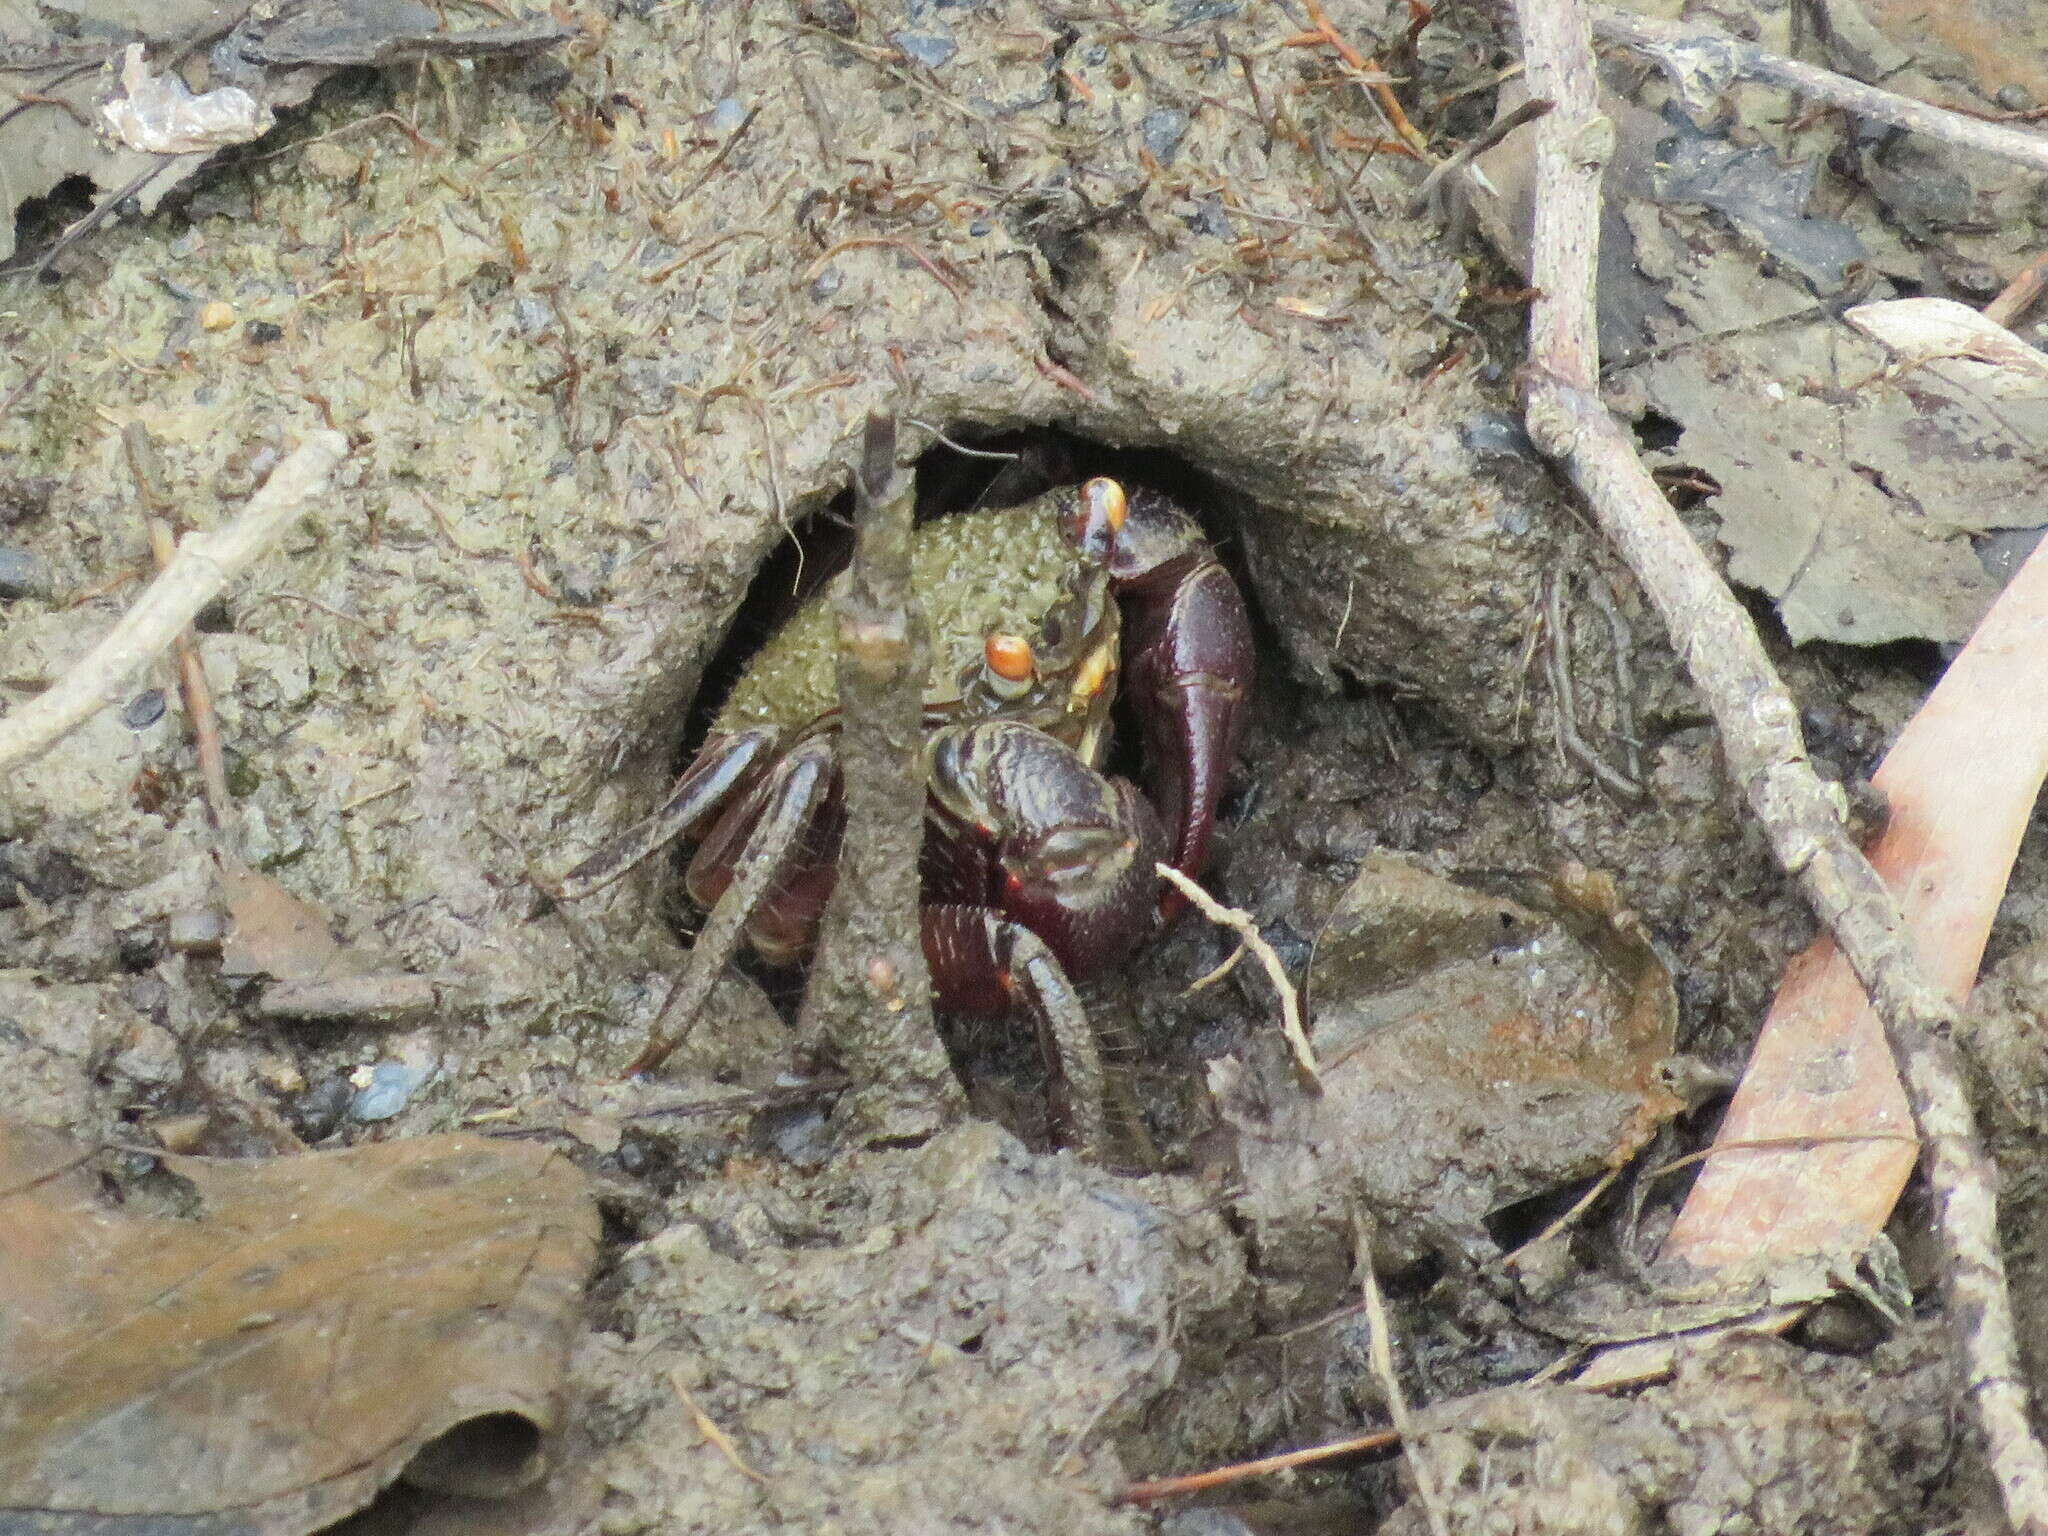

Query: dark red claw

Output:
[925, 722, 1166, 986]
[1113, 542, 1254, 915]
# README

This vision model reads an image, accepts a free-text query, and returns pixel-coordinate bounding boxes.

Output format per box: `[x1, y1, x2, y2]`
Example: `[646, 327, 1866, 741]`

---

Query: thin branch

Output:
[669, 1372, 771, 1485]
[1114, 1426, 1400, 1503]
[1592, 5, 2048, 178]
[1513, 0, 2048, 1528]
[0, 432, 349, 770]
[1357, 1214, 1449, 1536]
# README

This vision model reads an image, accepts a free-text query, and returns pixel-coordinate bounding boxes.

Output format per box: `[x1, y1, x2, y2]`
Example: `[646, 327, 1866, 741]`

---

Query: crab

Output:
[562, 475, 1252, 1143]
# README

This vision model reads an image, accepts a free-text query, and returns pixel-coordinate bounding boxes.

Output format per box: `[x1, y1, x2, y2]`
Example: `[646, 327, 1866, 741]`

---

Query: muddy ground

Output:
[6, 0, 2048, 1530]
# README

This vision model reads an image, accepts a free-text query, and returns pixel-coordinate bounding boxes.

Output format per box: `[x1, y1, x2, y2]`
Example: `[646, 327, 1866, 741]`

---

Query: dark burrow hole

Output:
[648, 423, 1346, 1166]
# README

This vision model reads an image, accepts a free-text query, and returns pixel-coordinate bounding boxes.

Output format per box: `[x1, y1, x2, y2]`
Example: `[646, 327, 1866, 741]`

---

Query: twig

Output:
[0, 432, 349, 770]
[1300, 0, 1428, 155]
[674, 105, 761, 203]
[1986, 249, 2048, 329]
[1156, 864, 1320, 1088]
[669, 1372, 771, 1485]
[1512, 0, 2048, 1529]
[1357, 1215, 1448, 1536]
[1179, 940, 1247, 995]
[1591, 5, 2048, 179]
[793, 414, 962, 1143]
[1114, 1425, 1400, 1503]
[122, 423, 232, 834]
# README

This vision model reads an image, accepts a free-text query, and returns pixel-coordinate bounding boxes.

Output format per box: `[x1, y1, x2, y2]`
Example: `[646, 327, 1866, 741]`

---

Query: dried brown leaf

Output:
[0, 1119, 598, 1532]
[215, 852, 368, 982]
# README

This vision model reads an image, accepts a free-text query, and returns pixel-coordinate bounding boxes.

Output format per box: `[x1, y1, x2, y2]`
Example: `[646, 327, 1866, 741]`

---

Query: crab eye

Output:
[1071, 477, 1128, 560]
[1084, 477, 1127, 534]
[984, 633, 1036, 698]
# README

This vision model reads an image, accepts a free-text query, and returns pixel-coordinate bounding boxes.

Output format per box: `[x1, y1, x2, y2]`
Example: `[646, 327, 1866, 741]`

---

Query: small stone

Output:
[148, 1112, 211, 1153]
[199, 300, 235, 331]
[1997, 83, 2033, 112]
[891, 30, 955, 67]
[246, 319, 283, 344]
[122, 689, 166, 729]
[168, 908, 226, 955]
[255, 1056, 307, 1094]
[350, 1060, 431, 1122]
[1141, 107, 1189, 165]
[0, 546, 49, 600]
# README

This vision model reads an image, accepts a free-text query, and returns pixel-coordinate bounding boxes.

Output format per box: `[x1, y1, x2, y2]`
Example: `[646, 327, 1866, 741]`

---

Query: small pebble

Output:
[710, 96, 748, 132]
[891, 30, 956, 67]
[1184, 197, 1234, 241]
[1141, 106, 1189, 165]
[199, 300, 235, 331]
[1997, 83, 2033, 112]
[148, 1113, 211, 1154]
[350, 1061, 431, 1122]
[0, 545, 49, 600]
[246, 319, 284, 344]
[168, 908, 226, 955]
[294, 1078, 353, 1141]
[122, 689, 166, 729]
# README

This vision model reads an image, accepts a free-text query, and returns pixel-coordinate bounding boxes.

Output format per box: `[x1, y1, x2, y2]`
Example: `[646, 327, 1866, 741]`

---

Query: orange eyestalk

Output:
[984, 632, 1036, 697]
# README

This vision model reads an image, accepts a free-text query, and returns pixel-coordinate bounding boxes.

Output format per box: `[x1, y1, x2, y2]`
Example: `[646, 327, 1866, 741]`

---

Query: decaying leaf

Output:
[0, 1118, 598, 1533]
[1217, 853, 1682, 1273]
[1624, 315, 2021, 645]
[214, 850, 365, 981]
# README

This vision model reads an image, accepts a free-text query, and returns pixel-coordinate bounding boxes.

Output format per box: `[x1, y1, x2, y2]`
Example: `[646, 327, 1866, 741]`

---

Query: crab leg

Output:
[922, 903, 1109, 1156]
[557, 726, 778, 901]
[624, 735, 837, 1076]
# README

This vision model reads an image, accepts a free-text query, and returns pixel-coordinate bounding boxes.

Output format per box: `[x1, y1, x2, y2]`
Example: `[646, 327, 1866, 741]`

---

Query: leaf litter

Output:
[0, 1117, 598, 1533]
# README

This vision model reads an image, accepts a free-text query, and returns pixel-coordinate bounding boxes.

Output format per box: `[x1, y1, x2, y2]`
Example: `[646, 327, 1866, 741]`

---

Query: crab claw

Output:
[925, 720, 1166, 981]
[1105, 489, 1253, 910]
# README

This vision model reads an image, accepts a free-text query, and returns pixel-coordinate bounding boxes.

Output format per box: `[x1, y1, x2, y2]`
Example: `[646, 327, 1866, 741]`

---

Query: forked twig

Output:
[1156, 864, 1320, 1088]
[1512, 0, 2048, 1528]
